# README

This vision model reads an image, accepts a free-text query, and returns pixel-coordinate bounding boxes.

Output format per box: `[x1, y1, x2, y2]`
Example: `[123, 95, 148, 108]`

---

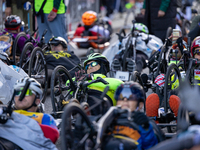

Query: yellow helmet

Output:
[82, 11, 97, 26]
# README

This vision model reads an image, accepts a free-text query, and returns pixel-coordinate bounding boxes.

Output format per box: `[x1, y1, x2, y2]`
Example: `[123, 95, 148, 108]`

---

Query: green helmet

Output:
[83, 53, 110, 74]
[133, 23, 149, 34]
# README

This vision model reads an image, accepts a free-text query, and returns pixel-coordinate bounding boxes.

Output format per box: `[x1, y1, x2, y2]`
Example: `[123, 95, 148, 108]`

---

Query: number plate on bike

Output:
[115, 71, 129, 81]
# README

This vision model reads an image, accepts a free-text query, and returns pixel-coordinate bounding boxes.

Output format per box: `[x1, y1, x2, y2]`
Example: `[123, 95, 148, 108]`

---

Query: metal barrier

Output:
[67, 0, 100, 31]
[0, 1, 3, 30]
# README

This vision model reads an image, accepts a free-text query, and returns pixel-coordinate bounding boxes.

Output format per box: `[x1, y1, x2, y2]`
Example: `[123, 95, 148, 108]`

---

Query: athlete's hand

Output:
[48, 11, 57, 22]
[133, 112, 149, 129]
[141, 9, 145, 16]
[158, 10, 165, 17]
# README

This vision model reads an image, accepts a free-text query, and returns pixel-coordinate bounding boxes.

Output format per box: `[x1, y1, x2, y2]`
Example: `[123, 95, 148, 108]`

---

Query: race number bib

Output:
[115, 71, 129, 81]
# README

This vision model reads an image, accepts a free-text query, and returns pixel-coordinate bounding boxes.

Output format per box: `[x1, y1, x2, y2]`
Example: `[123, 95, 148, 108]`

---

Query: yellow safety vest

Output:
[34, 0, 65, 14]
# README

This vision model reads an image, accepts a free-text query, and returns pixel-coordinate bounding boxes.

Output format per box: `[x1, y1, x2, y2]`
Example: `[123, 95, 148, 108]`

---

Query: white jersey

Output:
[89, 25, 110, 39]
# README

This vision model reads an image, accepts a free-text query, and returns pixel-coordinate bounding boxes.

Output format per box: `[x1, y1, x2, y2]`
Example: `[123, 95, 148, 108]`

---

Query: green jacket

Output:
[143, 0, 171, 12]
[87, 74, 124, 106]
[67, 74, 123, 106]
[34, 0, 66, 14]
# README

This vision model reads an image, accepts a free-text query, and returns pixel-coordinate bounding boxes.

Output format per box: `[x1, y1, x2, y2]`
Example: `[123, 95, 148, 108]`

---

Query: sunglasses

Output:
[15, 88, 35, 97]
[85, 61, 99, 70]
[195, 50, 200, 56]
[116, 87, 138, 101]
[50, 42, 60, 46]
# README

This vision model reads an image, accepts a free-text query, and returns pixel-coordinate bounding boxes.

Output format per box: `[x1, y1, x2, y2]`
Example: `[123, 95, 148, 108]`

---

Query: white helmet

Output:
[0, 51, 9, 61]
[14, 77, 43, 99]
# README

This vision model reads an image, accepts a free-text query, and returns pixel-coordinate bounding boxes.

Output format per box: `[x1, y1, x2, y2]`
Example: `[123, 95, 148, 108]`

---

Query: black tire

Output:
[12, 32, 28, 65]
[164, 63, 181, 133]
[164, 63, 181, 113]
[50, 65, 75, 114]
[28, 47, 48, 103]
[19, 42, 34, 72]
[61, 103, 94, 150]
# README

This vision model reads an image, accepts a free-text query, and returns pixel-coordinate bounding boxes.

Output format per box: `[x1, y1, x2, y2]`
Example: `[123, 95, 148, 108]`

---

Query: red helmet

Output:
[191, 36, 200, 56]
[5, 15, 21, 30]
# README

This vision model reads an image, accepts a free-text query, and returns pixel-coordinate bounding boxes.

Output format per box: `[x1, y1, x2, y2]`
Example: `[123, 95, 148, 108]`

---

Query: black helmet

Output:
[83, 53, 110, 75]
[5, 15, 21, 30]
[49, 36, 68, 49]
[114, 81, 145, 103]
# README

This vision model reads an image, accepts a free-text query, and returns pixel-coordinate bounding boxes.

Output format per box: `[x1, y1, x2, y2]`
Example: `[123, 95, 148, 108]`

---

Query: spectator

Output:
[33, 0, 68, 43]
[141, 0, 177, 42]
[5, 0, 32, 30]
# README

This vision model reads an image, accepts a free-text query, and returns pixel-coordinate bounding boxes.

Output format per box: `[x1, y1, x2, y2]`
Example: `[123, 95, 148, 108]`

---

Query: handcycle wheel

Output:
[61, 103, 95, 150]
[164, 63, 181, 133]
[19, 42, 34, 72]
[50, 65, 76, 114]
[164, 63, 181, 113]
[12, 32, 28, 65]
[28, 47, 48, 103]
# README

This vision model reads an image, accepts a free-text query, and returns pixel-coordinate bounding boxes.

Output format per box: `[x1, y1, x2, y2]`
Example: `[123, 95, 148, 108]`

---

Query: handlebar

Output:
[19, 80, 31, 101]
[82, 76, 108, 90]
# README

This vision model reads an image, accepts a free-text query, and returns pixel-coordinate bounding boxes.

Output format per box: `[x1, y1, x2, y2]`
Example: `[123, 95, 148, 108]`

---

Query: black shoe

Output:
[112, 59, 121, 71]
[127, 58, 136, 72]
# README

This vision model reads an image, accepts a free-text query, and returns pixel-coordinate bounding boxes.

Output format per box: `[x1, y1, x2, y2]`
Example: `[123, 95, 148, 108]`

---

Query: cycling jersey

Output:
[87, 74, 123, 106]
[0, 111, 57, 150]
[44, 50, 80, 76]
[14, 110, 59, 143]
[74, 25, 110, 39]
[108, 112, 158, 150]
[66, 74, 123, 106]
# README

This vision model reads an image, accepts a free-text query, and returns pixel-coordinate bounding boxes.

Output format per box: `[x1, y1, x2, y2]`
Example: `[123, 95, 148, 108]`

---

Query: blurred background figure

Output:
[141, 0, 177, 42]
[33, 0, 68, 43]
[5, 0, 32, 31]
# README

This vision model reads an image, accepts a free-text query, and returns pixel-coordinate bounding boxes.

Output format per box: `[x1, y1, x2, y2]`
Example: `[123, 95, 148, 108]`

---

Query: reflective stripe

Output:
[35, 0, 65, 14]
